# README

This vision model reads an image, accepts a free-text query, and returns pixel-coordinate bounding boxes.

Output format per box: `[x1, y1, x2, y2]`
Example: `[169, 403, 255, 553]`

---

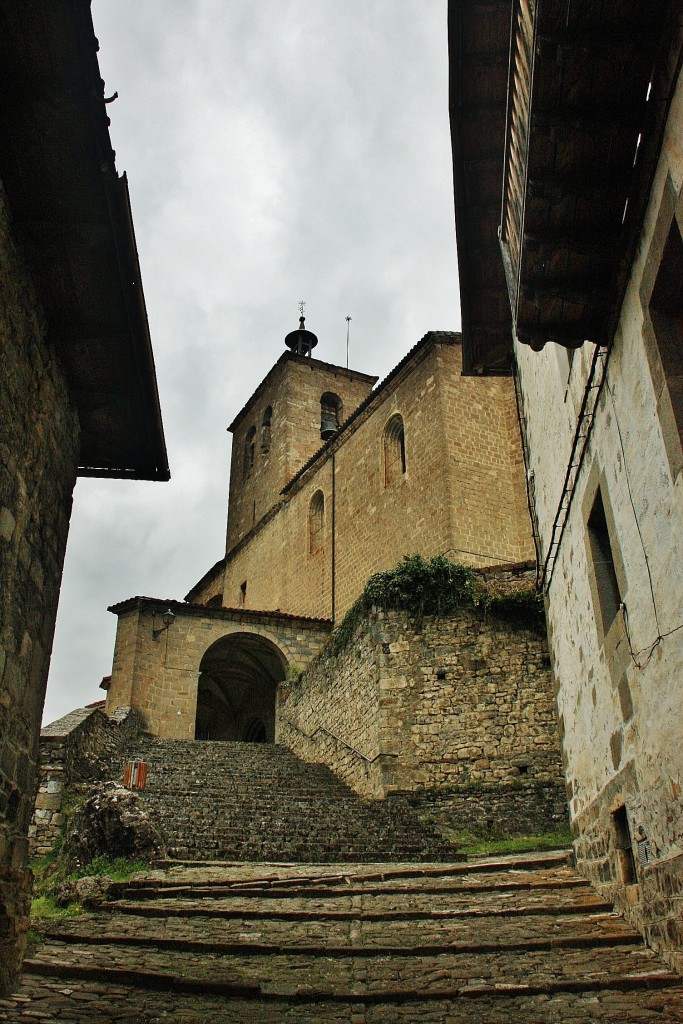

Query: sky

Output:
[43, 0, 461, 725]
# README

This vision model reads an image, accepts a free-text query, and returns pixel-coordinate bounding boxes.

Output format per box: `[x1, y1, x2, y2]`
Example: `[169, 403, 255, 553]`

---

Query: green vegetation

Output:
[30, 846, 150, 929]
[451, 828, 572, 857]
[29, 894, 83, 922]
[324, 554, 544, 660]
[73, 854, 149, 882]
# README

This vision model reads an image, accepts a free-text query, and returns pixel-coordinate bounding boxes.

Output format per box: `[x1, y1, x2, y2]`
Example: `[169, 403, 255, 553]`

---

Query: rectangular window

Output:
[239, 581, 247, 606]
[587, 488, 622, 636]
[612, 805, 637, 885]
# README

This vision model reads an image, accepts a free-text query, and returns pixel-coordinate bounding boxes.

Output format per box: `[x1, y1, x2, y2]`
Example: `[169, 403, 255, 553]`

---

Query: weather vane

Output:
[346, 315, 352, 368]
[298, 300, 306, 321]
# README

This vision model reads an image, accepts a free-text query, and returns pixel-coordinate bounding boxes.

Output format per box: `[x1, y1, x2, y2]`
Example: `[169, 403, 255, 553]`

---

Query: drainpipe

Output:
[331, 452, 336, 624]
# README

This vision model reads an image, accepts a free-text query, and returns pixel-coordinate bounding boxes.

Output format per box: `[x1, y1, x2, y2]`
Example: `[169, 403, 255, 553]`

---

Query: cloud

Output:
[42, 0, 460, 724]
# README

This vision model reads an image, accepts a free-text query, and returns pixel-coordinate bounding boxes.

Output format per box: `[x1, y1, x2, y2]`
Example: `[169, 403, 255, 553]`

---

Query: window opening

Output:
[243, 426, 256, 479]
[261, 406, 272, 453]
[239, 580, 247, 606]
[384, 414, 406, 487]
[308, 491, 325, 554]
[612, 805, 637, 885]
[587, 488, 621, 636]
[320, 392, 343, 440]
[649, 216, 683, 451]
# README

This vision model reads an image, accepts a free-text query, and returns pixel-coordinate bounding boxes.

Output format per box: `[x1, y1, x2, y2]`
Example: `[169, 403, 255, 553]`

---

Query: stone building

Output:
[0, 1, 168, 992]
[449, 0, 683, 968]
[104, 324, 536, 740]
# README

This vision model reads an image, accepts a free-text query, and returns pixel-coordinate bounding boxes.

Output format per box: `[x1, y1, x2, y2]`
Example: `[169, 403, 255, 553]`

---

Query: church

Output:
[102, 317, 537, 743]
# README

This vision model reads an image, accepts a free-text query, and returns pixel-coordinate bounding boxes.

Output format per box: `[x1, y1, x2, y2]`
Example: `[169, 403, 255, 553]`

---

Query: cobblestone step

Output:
[23, 939, 682, 999]
[5, 976, 683, 1023]
[5, 854, 682, 1022]
[98, 737, 462, 863]
[42, 912, 643, 956]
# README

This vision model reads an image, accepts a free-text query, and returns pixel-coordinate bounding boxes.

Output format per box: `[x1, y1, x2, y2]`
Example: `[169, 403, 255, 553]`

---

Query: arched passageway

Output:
[194, 632, 286, 742]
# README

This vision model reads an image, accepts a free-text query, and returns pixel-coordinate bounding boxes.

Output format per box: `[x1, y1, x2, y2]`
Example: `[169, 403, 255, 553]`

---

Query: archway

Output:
[194, 632, 286, 742]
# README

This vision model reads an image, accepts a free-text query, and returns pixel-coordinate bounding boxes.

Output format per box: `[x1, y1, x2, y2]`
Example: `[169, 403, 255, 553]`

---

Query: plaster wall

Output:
[0, 184, 80, 990]
[515, 67, 683, 967]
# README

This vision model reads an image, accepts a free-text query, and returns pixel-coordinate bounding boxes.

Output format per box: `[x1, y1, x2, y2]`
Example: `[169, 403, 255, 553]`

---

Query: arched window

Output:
[308, 490, 325, 554]
[320, 392, 343, 440]
[243, 426, 256, 479]
[261, 406, 272, 453]
[384, 414, 406, 487]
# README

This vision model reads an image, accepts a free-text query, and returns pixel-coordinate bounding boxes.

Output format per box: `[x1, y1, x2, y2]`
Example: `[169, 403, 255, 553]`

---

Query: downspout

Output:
[331, 452, 336, 624]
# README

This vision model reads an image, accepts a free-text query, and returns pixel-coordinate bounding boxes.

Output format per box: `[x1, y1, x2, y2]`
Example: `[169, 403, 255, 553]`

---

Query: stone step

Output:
[7, 975, 683, 1023]
[99, 737, 461, 863]
[44, 908, 642, 954]
[103, 891, 614, 921]
[24, 939, 681, 1000]
[118, 874, 589, 900]
[8, 855, 683, 1023]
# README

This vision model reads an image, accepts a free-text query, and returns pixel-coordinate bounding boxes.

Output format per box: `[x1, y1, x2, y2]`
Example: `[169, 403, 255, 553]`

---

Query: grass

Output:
[78, 854, 149, 882]
[29, 895, 84, 922]
[29, 851, 151, 934]
[452, 828, 573, 857]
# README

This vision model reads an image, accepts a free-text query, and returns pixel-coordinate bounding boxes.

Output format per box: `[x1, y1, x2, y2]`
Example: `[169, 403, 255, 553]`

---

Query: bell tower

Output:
[225, 312, 377, 552]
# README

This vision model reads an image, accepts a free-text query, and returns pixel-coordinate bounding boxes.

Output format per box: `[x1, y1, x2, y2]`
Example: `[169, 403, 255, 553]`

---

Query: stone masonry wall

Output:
[227, 355, 375, 552]
[29, 706, 143, 858]
[514, 66, 683, 970]
[106, 603, 331, 738]
[278, 571, 567, 835]
[0, 182, 80, 991]
[221, 338, 534, 621]
[277, 613, 386, 798]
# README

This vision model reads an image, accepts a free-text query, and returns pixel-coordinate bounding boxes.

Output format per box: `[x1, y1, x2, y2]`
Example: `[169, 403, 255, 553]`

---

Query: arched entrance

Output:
[194, 632, 286, 742]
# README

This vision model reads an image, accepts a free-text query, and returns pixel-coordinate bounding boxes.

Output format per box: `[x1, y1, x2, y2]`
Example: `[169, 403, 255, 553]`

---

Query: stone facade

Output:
[207, 334, 533, 620]
[29, 706, 143, 858]
[277, 566, 566, 837]
[0, 184, 80, 991]
[105, 601, 331, 739]
[514, 64, 683, 971]
[110, 333, 537, 747]
[226, 353, 377, 553]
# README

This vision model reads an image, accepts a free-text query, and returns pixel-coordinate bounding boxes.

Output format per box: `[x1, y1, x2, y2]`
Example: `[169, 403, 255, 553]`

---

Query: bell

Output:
[320, 413, 338, 440]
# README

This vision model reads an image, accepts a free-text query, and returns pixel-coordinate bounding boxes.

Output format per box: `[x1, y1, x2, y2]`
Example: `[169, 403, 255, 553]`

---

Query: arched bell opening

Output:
[194, 632, 286, 742]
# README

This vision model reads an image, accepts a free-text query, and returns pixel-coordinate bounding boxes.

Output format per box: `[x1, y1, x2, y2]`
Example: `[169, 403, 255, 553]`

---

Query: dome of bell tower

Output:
[284, 304, 318, 356]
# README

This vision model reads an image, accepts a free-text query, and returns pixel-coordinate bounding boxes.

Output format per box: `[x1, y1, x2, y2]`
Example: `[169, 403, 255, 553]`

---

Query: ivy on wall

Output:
[324, 554, 544, 662]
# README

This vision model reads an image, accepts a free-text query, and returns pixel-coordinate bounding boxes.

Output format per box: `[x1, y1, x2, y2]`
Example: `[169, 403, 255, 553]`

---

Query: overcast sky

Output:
[43, 0, 461, 725]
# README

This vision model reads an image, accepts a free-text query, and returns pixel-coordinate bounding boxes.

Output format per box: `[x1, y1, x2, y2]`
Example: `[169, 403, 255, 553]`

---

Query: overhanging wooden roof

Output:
[500, 0, 680, 352]
[0, 0, 169, 480]
[450, 0, 683, 370]
[449, 0, 514, 375]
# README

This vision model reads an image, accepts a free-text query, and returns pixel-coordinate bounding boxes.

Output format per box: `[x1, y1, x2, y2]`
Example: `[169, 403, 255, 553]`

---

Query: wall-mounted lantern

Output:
[152, 607, 176, 641]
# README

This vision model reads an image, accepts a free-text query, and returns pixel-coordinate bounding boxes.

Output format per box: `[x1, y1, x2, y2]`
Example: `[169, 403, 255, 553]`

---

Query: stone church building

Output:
[103, 322, 537, 743]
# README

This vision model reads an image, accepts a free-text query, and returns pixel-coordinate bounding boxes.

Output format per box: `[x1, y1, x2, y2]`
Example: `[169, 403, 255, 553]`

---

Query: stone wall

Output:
[227, 354, 376, 552]
[514, 67, 683, 968]
[29, 706, 143, 858]
[277, 571, 567, 835]
[221, 337, 534, 621]
[0, 183, 80, 990]
[106, 602, 331, 738]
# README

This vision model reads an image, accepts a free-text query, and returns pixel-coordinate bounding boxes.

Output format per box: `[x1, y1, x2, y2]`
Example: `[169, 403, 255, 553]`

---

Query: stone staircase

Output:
[97, 738, 460, 862]
[7, 851, 683, 1022]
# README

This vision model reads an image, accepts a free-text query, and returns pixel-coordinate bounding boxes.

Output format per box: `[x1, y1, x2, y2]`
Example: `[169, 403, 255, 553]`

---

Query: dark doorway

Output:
[194, 632, 286, 742]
